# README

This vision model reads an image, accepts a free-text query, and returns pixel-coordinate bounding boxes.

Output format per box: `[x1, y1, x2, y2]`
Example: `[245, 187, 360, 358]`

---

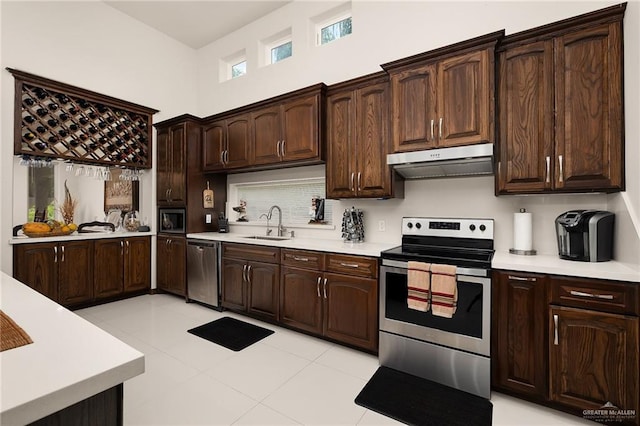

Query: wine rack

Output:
[8, 68, 158, 168]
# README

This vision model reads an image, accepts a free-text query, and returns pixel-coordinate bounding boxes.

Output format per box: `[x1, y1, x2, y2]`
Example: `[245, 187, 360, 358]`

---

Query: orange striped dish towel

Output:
[407, 261, 431, 312]
[431, 264, 458, 318]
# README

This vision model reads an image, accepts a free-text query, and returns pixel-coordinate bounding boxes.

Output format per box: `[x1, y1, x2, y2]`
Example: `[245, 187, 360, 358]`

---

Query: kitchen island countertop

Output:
[0, 272, 144, 425]
[186, 232, 398, 257]
[9, 230, 154, 244]
[492, 251, 640, 283]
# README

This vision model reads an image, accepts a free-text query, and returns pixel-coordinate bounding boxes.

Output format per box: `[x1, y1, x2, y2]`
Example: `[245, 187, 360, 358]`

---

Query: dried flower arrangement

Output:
[59, 180, 78, 225]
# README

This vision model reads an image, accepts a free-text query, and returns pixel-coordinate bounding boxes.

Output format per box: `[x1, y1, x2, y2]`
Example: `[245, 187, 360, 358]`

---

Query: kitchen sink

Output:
[242, 235, 291, 241]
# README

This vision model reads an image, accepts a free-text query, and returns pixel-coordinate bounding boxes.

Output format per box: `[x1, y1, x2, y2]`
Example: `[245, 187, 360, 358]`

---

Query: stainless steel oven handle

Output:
[381, 260, 489, 278]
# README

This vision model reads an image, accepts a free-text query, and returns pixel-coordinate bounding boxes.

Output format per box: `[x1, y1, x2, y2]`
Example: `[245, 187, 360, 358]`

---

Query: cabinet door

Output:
[437, 48, 493, 147]
[124, 237, 150, 293]
[247, 261, 280, 321]
[323, 273, 378, 351]
[157, 236, 172, 293]
[168, 124, 186, 204]
[156, 128, 171, 204]
[493, 271, 547, 398]
[355, 82, 391, 198]
[554, 22, 623, 192]
[280, 267, 323, 335]
[226, 114, 252, 169]
[549, 306, 638, 414]
[58, 240, 94, 306]
[166, 236, 186, 296]
[326, 90, 356, 198]
[252, 106, 282, 166]
[222, 258, 247, 311]
[497, 41, 554, 194]
[13, 242, 58, 302]
[389, 63, 438, 152]
[94, 239, 124, 299]
[281, 94, 320, 162]
[202, 121, 226, 171]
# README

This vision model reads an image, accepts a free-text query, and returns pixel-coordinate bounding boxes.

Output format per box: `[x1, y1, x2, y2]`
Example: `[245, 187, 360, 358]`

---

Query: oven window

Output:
[385, 270, 483, 338]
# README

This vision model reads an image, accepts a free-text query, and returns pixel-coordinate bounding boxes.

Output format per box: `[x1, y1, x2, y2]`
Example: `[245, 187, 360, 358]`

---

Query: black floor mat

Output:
[187, 317, 274, 351]
[355, 367, 492, 426]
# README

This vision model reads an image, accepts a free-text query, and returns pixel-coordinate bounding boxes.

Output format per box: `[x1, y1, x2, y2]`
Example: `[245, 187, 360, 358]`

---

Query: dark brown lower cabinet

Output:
[549, 306, 639, 416]
[280, 267, 323, 334]
[247, 261, 279, 320]
[494, 269, 640, 426]
[156, 235, 186, 297]
[221, 258, 247, 311]
[492, 271, 548, 399]
[13, 237, 150, 308]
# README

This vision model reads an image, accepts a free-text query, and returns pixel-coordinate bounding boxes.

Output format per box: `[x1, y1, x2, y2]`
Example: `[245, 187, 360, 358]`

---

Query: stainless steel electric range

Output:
[379, 217, 494, 398]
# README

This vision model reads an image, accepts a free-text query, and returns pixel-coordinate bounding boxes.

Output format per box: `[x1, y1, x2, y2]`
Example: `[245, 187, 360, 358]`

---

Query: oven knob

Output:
[469, 224, 476, 231]
[415, 222, 422, 229]
[480, 224, 486, 232]
[407, 222, 413, 229]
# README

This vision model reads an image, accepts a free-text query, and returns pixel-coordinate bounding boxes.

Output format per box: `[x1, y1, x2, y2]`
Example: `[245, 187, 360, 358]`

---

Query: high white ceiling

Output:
[104, 1, 290, 49]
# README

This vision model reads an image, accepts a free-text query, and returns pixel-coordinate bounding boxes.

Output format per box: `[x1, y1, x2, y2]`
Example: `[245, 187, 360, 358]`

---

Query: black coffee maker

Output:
[555, 210, 614, 262]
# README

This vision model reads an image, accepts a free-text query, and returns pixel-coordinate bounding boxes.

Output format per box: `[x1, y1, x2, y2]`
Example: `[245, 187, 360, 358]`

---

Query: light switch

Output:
[205, 214, 212, 224]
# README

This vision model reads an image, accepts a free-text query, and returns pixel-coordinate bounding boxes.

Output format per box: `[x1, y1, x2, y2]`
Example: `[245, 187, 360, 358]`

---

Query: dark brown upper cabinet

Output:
[382, 31, 502, 153]
[496, 4, 626, 194]
[326, 72, 402, 199]
[202, 114, 252, 171]
[8, 68, 157, 168]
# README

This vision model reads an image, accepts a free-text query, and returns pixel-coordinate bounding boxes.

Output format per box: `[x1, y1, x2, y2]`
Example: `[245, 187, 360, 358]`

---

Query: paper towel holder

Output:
[509, 208, 537, 255]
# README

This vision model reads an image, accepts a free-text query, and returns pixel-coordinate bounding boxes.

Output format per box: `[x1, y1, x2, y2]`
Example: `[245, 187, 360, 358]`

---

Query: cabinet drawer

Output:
[223, 243, 280, 264]
[281, 249, 325, 270]
[550, 275, 639, 315]
[326, 254, 378, 278]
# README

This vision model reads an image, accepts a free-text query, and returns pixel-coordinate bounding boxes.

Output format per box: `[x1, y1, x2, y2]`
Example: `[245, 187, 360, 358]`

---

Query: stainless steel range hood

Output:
[387, 143, 494, 179]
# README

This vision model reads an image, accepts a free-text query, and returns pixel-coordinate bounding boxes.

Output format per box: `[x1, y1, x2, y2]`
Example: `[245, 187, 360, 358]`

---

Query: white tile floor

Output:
[75, 294, 595, 425]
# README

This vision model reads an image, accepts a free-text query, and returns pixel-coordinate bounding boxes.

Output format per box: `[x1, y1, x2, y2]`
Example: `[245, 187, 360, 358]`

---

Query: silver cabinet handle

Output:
[508, 275, 536, 282]
[430, 119, 434, 141]
[438, 117, 443, 140]
[545, 156, 550, 184]
[282, 140, 285, 157]
[558, 155, 564, 183]
[61, 245, 65, 262]
[323, 278, 328, 299]
[247, 265, 252, 284]
[553, 314, 559, 345]
[242, 264, 247, 282]
[165, 189, 170, 200]
[340, 262, 360, 268]
[293, 256, 309, 262]
[225, 150, 229, 164]
[569, 290, 614, 300]
[357, 172, 362, 191]
[54, 246, 58, 263]
[277, 141, 282, 158]
[316, 276, 321, 297]
[350, 172, 355, 192]
[121, 240, 124, 256]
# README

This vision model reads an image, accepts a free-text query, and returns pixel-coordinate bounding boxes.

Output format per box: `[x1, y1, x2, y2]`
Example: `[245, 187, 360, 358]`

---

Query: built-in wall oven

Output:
[379, 217, 494, 398]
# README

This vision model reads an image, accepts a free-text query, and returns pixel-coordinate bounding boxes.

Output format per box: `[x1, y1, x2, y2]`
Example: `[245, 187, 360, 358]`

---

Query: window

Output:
[231, 60, 246, 78]
[319, 16, 352, 45]
[28, 165, 55, 221]
[271, 40, 292, 64]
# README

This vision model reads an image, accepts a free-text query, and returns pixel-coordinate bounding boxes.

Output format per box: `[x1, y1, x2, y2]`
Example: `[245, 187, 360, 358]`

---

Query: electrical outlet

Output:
[205, 214, 212, 224]
[378, 220, 386, 232]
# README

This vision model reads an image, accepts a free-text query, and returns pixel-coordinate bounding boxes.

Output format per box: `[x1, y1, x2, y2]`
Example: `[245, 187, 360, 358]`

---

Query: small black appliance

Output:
[555, 210, 614, 262]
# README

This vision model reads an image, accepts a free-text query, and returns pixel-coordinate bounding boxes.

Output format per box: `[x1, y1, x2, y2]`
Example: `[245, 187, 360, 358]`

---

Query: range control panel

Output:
[402, 217, 494, 240]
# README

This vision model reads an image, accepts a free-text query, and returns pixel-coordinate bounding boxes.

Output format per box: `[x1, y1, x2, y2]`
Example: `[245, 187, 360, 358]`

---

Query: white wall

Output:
[197, 1, 640, 263]
[0, 1, 198, 274]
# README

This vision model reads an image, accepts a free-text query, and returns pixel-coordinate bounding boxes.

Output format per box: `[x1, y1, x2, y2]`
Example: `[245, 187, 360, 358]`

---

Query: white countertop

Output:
[186, 232, 398, 257]
[9, 230, 153, 245]
[493, 251, 640, 283]
[0, 272, 144, 425]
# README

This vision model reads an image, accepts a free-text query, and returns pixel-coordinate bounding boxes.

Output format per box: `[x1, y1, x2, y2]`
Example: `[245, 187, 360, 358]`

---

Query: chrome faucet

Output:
[262, 205, 285, 237]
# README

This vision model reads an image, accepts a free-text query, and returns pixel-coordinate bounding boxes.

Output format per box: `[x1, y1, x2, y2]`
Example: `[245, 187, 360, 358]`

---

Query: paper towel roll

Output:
[513, 211, 533, 251]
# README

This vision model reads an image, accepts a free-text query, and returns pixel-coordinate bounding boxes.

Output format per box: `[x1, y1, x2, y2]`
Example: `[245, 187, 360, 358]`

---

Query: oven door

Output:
[380, 259, 490, 356]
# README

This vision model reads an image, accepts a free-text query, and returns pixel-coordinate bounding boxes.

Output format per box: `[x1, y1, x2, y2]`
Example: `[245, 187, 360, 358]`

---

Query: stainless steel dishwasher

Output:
[186, 239, 221, 309]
